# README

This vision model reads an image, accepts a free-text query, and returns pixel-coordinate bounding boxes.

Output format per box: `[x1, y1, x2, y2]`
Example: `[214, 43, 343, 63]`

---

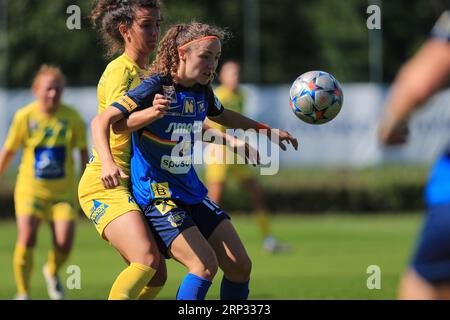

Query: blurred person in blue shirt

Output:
[378, 10, 450, 299]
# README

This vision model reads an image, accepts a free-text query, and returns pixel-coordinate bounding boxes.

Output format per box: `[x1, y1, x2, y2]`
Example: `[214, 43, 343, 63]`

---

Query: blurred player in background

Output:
[378, 10, 450, 299]
[205, 61, 288, 253]
[78, 0, 166, 300]
[0, 64, 88, 300]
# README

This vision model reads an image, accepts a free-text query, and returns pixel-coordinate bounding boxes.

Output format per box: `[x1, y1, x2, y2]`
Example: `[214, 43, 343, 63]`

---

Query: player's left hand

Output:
[378, 119, 409, 145]
[270, 129, 299, 151]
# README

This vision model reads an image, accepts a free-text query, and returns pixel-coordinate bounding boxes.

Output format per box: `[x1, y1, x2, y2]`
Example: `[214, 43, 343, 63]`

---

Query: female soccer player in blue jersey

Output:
[379, 10, 450, 299]
[78, 0, 167, 300]
[93, 22, 298, 300]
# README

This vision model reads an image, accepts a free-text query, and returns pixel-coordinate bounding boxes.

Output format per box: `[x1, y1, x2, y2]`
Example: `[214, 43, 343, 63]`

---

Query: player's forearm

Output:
[384, 40, 450, 124]
[382, 79, 422, 127]
[202, 122, 237, 146]
[91, 115, 115, 164]
[211, 109, 270, 132]
[112, 108, 157, 134]
[0, 148, 16, 177]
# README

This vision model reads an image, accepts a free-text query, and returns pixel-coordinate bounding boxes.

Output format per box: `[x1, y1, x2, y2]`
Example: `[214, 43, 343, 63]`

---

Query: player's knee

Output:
[224, 255, 252, 282]
[237, 255, 252, 279]
[149, 265, 167, 287]
[133, 248, 161, 270]
[191, 255, 219, 281]
[18, 233, 38, 248]
[144, 252, 161, 270]
[54, 241, 73, 254]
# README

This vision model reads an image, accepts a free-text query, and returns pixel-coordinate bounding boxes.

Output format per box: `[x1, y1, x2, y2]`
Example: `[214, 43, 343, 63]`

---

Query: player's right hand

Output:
[101, 161, 129, 189]
[151, 94, 170, 120]
[270, 129, 299, 151]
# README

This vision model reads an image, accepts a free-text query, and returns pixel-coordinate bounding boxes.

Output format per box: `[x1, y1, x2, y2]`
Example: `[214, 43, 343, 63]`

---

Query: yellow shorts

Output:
[205, 163, 254, 184]
[78, 165, 141, 238]
[14, 191, 77, 222]
[204, 143, 254, 183]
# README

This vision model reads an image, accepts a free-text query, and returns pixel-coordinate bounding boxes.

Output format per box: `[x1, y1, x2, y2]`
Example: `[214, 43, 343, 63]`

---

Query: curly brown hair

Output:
[90, 0, 162, 57]
[149, 22, 230, 81]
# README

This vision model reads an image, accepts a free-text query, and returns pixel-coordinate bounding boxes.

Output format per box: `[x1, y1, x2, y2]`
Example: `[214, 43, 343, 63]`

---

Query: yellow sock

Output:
[137, 285, 164, 300]
[254, 210, 271, 237]
[108, 263, 156, 300]
[13, 243, 34, 296]
[47, 249, 69, 276]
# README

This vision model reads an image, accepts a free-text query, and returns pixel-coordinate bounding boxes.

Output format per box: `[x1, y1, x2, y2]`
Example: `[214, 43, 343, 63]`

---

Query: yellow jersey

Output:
[208, 85, 245, 131]
[3, 101, 87, 199]
[90, 53, 150, 174]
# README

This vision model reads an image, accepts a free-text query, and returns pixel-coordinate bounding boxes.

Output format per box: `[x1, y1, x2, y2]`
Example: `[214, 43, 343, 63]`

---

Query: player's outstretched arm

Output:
[209, 108, 298, 151]
[202, 122, 260, 165]
[0, 148, 16, 177]
[112, 94, 169, 134]
[91, 107, 129, 188]
[379, 39, 450, 145]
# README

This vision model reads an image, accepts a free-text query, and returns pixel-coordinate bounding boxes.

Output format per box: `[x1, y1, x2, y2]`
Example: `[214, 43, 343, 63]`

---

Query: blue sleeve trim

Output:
[111, 102, 130, 116]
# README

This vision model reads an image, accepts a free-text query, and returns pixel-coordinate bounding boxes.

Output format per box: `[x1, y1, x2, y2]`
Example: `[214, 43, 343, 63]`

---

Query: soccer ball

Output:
[289, 71, 343, 125]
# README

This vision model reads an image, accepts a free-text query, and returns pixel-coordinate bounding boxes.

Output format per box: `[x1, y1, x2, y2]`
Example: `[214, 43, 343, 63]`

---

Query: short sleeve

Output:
[3, 110, 27, 151]
[71, 111, 87, 150]
[104, 65, 134, 108]
[206, 86, 224, 117]
[111, 75, 161, 116]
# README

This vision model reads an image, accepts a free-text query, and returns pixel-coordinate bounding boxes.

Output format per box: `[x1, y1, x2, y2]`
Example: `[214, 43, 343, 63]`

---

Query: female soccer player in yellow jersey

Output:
[77, 0, 166, 300]
[0, 65, 88, 300]
[92, 22, 298, 300]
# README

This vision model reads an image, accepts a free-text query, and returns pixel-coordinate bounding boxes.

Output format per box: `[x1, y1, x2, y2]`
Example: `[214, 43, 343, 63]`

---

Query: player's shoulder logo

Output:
[117, 96, 138, 113]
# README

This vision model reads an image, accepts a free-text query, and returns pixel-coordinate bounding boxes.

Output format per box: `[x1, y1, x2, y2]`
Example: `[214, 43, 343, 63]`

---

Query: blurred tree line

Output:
[0, 0, 448, 88]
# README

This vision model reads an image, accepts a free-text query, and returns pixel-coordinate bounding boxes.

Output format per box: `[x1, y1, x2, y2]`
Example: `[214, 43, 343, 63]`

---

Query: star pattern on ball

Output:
[289, 71, 343, 125]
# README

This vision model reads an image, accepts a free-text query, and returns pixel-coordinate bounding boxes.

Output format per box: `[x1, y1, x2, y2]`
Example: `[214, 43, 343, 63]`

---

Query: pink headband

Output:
[178, 36, 219, 52]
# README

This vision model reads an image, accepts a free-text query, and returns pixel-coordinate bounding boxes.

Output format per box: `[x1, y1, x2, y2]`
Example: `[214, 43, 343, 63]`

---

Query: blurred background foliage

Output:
[1, 0, 449, 87]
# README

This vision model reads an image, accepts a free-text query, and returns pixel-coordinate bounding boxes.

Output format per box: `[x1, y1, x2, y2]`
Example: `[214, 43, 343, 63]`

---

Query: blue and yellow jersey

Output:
[3, 101, 87, 199]
[112, 74, 224, 206]
[89, 53, 150, 174]
[208, 85, 245, 131]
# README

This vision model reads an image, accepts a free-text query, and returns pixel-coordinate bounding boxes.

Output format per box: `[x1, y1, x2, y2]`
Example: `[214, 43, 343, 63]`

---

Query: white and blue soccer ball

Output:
[289, 71, 343, 125]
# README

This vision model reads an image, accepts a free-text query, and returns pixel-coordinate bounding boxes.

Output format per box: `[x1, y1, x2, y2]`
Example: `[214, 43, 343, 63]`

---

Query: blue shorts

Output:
[411, 203, 450, 283]
[142, 197, 230, 258]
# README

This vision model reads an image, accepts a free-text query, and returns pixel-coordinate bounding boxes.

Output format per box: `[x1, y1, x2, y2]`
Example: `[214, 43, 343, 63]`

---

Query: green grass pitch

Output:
[0, 213, 423, 300]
